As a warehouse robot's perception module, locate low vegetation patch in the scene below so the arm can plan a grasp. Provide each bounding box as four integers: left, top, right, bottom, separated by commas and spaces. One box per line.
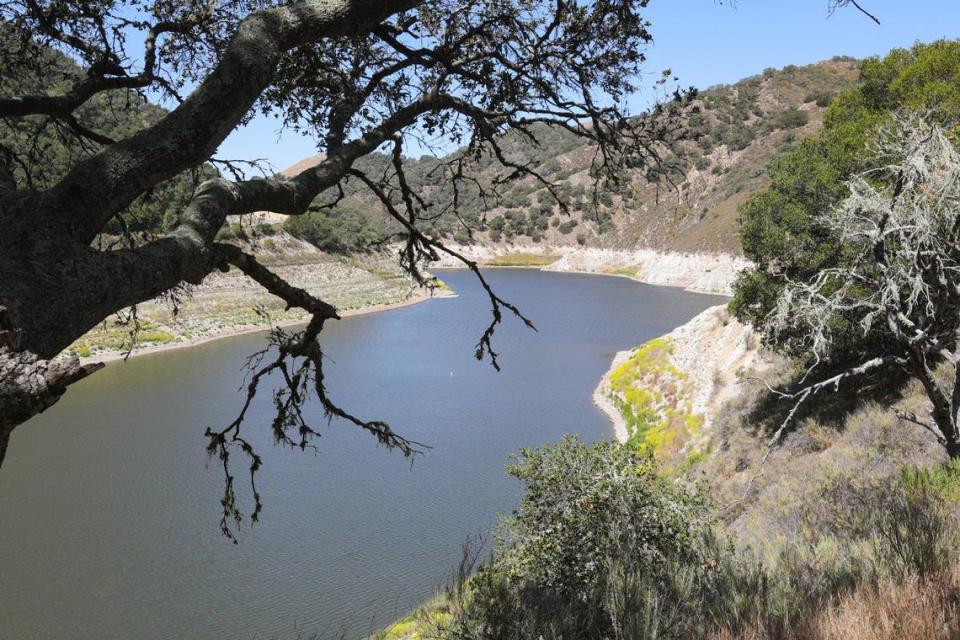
379, 436, 960, 640
607, 337, 702, 458
606, 266, 639, 278
484, 253, 560, 267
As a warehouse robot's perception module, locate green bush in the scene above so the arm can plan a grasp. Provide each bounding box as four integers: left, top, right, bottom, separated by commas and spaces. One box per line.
443, 449, 960, 640
448, 437, 710, 639
498, 437, 702, 593
229, 222, 247, 240
723, 124, 756, 150
255, 222, 277, 236
806, 91, 833, 107
764, 108, 809, 131
282, 204, 379, 252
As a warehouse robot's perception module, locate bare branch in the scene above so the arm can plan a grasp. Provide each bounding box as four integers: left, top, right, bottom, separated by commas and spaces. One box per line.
201, 245, 424, 540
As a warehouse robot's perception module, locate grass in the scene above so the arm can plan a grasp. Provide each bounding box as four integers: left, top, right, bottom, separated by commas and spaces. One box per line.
484, 252, 560, 267
606, 266, 639, 278
432, 278, 452, 292
372, 592, 459, 640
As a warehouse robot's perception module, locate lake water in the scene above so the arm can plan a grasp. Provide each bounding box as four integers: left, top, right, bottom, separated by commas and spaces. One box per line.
0, 269, 726, 640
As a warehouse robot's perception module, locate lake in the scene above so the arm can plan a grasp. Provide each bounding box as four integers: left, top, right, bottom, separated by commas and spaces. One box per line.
0, 269, 726, 640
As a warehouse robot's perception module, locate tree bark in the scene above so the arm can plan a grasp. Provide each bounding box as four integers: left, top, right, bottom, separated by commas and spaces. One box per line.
38, 0, 420, 244
0, 0, 423, 458
0, 348, 103, 466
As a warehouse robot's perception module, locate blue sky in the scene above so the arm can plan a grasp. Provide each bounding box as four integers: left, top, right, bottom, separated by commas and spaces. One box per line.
215, 1, 960, 171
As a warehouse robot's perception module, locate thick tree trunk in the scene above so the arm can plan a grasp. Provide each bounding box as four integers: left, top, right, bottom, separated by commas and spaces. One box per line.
0, 192, 194, 358
0, 191, 193, 458
0, 0, 425, 467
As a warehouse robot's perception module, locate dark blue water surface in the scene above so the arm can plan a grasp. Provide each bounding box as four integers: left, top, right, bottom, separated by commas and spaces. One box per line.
0, 269, 725, 640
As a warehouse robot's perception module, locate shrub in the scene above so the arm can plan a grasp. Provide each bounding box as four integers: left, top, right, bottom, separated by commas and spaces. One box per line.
764, 108, 809, 131
255, 221, 276, 236
229, 222, 248, 240
432, 426, 960, 640
499, 437, 703, 592
282, 204, 378, 252
723, 124, 756, 150
871, 465, 960, 581
449, 437, 710, 640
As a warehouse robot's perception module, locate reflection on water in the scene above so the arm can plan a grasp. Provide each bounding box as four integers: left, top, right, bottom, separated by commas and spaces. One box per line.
0, 269, 725, 640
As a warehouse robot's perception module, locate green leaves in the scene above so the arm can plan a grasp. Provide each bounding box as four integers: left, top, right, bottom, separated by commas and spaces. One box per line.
283, 204, 381, 252
732, 39, 960, 363
498, 435, 702, 594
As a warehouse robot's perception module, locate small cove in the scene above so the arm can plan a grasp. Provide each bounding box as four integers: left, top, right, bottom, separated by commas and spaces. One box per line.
0, 269, 726, 640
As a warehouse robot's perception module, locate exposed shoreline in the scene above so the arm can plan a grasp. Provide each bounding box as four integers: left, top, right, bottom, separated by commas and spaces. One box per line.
591, 304, 769, 445
82, 243, 749, 453
592, 350, 633, 443
81, 289, 454, 367
434, 244, 749, 296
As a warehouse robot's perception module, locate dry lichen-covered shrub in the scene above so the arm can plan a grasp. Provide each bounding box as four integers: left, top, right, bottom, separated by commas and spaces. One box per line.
762, 114, 960, 460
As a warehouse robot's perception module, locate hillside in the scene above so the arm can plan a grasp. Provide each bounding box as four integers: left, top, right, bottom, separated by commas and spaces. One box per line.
68, 230, 438, 360
280, 57, 860, 256
3, 47, 859, 257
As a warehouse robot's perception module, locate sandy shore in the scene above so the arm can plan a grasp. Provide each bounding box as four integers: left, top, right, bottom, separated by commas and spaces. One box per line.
592, 350, 632, 443
81, 289, 455, 367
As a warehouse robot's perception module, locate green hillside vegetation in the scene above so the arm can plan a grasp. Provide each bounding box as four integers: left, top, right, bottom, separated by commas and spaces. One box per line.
281, 203, 381, 253
4, 47, 857, 256
732, 40, 960, 363
2, 45, 859, 256
378, 420, 960, 640
283, 59, 860, 255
